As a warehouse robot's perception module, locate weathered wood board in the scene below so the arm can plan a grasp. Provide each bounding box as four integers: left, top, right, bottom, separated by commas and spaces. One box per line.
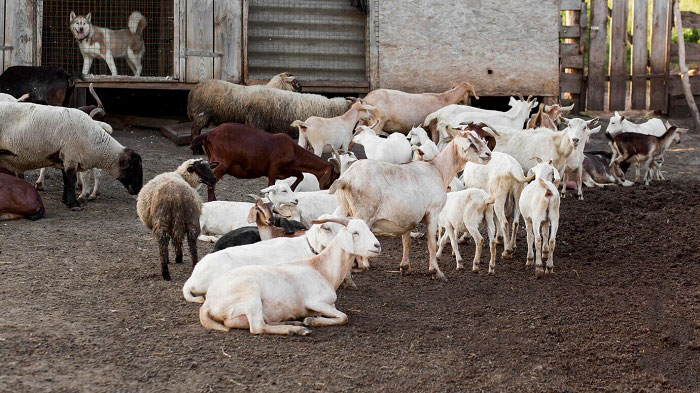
4, 0, 34, 68
186, 0, 215, 83
214, 0, 241, 82
587, 0, 609, 110
609, 0, 629, 111
631, 0, 649, 110
161, 122, 216, 145
650, 0, 670, 110
375, 0, 559, 96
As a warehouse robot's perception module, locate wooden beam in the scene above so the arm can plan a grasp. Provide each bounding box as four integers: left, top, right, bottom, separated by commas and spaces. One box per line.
681, 10, 700, 29
609, 0, 629, 111
560, 25, 581, 38
671, 42, 700, 62
668, 74, 700, 96
560, 73, 583, 94
561, 55, 584, 69
560, 43, 580, 57
631, 0, 649, 109
650, 0, 670, 111
561, 0, 582, 11
587, 0, 609, 111
673, 0, 700, 129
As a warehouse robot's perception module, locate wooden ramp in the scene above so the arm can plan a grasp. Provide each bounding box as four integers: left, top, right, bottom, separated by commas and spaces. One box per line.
160, 122, 215, 145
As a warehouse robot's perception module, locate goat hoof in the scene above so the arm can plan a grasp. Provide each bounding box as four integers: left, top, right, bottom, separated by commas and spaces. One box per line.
342, 278, 358, 290
502, 251, 513, 260
456, 263, 464, 271
88, 194, 98, 201
302, 317, 314, 327
296, 328, 311, 336
410, 231, 424, 238
399, 265, 412, 275
471, 265, 478, 273
162, 273, 171, 281
488, 268, 495, 275
526, 258, 534, 266
34, 183, 43, 190
545, 267, 554, 274
431, 272, 448, 282
535, 267, 544, 278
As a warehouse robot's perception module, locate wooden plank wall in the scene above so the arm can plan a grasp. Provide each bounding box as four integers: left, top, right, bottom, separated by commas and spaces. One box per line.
4, 0, 35, 69
559, 0, 586, 112
0, 0, 5, 71
586, 0, 671, 112
185, 0, 214, 82
214, 0, 241, 82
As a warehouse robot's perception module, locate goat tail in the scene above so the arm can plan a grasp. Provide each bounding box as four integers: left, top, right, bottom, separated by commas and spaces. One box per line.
128, 12, 147, 35
16, 93, 30, 102
290, 120, 308, 131
486, 196, 496, 205
183, 279, 205, 303
199, 302, 229, 332
328, 179, 347, 194
510, 170, 535, 184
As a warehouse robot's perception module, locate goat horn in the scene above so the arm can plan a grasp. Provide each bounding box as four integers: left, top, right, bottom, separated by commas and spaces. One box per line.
89, 107, 105, 119
311, 217, 350, 226
246, 193, 261, 202
376, 130, 390, 137
518, 94, 525, 101
89, 83, 104, 110
527, 95, 533, 102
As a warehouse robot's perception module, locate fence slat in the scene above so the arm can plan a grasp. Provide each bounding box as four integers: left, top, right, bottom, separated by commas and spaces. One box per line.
560, 25, 581, 38
650, 0, 670, 110
560, 43, 580, 57
561, 0, 582, 11
560, 73, 583, 94
587, 0, 609, 111
631, 0, 649, 109
561, 55, 584, 69
609, 0, 628, 111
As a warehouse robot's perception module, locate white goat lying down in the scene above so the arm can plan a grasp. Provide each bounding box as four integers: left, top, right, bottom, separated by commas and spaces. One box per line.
436, 188, 496, 274
331, 127, 493, 281
520, 158, 561, 278
351, 125, 413, 164
198, 183, 298, 242
198, 217, 381, 335
184, 215, 350, 303
605, 111, 668, 137
461, 151, 533, 259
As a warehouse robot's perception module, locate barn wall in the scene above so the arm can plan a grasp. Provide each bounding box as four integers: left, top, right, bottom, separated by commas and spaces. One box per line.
373, 0, 560, 96
4, 0, 35, 70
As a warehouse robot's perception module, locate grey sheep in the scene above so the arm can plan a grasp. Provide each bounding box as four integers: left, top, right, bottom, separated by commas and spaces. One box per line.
136, 159, 218, 280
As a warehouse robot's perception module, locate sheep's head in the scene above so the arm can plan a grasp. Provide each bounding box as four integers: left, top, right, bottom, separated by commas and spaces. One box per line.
454, 129, 492, 165
268, 72, 302, 92
260, 183, 298, 206
185, 159, 218, 186
528, 157, 560, 186
117, 148, 143, 195
311, 217, 381, 259
606, 111, 625, 135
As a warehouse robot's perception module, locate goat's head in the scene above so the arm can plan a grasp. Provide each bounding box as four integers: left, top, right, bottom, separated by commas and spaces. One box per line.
260, 183, 298, 206
247, 197, 275, 226
271, 72, 301, 92
311, 217, 381, 259
406, 127, 429, 146
116, 148, 143, 195
606, 111, 625, 135
452, 81, 479, 103
543, 103, 575, 125
454, 129, 492, 165
528, 157, 560, 186
330, 147, 358, 174
455, 122, 497, 151
560, 117, 598, 147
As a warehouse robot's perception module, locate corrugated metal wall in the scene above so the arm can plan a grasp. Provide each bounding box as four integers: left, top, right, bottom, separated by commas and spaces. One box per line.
246, 0, 367, 84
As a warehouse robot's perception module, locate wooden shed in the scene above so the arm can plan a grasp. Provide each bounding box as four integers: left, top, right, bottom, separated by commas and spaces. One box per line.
2, 0, 560, 98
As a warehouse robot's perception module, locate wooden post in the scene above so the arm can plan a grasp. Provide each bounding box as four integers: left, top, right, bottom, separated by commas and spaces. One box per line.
650, 0, 670, 111
631, 0, 649, 109
673, 0, 700, 129
609, 0, 629, 111
588, 0, 609, 111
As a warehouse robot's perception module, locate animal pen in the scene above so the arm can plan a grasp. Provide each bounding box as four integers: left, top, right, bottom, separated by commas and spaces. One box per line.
0, 0, 698, 114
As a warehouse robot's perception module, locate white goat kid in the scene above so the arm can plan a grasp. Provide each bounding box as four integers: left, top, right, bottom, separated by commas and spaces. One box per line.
198, 183, 298, 242
198, 217, 381, 335
407, 127, 440, 161
519, 159, 561, 278
351, 125, 412, 164
292, 99, 376, 156
331, 128, 493, 281
436, 188, 496, 273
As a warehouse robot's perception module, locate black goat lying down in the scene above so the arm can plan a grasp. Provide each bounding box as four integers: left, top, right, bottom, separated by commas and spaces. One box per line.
212, 218, 308, 253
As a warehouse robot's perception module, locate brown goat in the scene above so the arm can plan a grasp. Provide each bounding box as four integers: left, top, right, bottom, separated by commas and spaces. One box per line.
246, 198, 308, 240
526, 103, 574, 130
190, 123, 341, 201
0, 173, 45, 220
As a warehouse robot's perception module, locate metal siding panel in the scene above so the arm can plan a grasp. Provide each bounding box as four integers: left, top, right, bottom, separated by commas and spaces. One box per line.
247, 0, 367, 83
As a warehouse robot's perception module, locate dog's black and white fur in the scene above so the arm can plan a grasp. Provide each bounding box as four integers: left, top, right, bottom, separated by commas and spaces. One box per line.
69, 11, 147, 77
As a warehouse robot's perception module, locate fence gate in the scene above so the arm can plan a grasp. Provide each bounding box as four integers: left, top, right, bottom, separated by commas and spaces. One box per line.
244, 0, 368, 91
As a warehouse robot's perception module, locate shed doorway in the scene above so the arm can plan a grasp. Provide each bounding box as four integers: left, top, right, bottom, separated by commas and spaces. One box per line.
244, 0, 368, 92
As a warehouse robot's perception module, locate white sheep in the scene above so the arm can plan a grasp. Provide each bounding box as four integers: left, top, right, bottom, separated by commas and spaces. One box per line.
519, 158, 561, 278
435, 188, 496, 273
461, 151, 533, 260
184, 214, 354, 303
198, 183, 299, 242
0, 102, 143, 209
351, 126, 412, 164
198, 217, 381, 334
292, 99, 376, 156
136, 159, 218, 280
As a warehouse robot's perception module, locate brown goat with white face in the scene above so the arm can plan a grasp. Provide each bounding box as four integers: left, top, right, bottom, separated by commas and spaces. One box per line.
246, 197, 308, 240
606, 126, 686, 185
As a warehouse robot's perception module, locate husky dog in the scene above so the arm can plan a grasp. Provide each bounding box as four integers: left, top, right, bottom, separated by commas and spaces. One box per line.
69, 11, 147, 77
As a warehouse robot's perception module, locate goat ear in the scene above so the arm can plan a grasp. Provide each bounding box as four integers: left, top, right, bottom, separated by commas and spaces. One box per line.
560, 117, 570, 125
544, 104, 552, 112
70, 11, 76, 21
530, 156, 543, 164
586, 117, 600, 126
260, 185, 275, 194
589, 125, 602, 135
562, 103, 575, 112
620, 116, 625, 122
247, 205, 257, 224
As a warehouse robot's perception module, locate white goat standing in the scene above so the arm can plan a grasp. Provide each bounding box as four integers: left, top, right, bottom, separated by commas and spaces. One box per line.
435, 188, 496, 273
519, 158, 561, 278
198, 217, 381, 335
559, 119, 601, 200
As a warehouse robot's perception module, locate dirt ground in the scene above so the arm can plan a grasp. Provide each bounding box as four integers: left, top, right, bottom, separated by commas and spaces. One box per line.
1, 119, 700, 392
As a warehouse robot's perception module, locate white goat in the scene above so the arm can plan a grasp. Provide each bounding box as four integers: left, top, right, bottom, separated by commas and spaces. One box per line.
559, 119, 601, 200
351, 126, 412, 164
184, 215, 352, 303
198, 217, 381, 334
198, 183, 299, 242
461, 151, 533, 259
605, 111, 668, 138
435, 188, 496, 273
407, 127, 440, 161
330, 128, 493, 281
292, 99, 376, 156
519, 159, 561, 278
